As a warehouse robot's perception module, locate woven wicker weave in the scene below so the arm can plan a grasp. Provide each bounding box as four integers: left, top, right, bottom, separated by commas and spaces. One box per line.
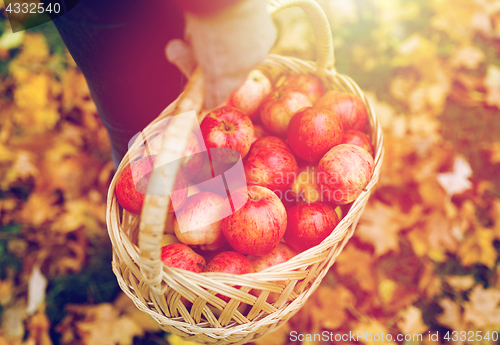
106, 0, 384, 344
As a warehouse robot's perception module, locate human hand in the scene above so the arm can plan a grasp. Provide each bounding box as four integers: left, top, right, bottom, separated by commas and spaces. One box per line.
166, 0, 276, 109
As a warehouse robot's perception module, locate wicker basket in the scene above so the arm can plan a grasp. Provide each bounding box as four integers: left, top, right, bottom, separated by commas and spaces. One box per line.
106, 0, 384, 344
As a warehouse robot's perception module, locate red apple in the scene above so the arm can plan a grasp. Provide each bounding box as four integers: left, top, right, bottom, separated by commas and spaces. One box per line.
287, 107, 344, 162
244, 136, 298, 193
116, 156, 154, 215
317, 144, 374, 204
252, 123, 269, 143
248, 242, 297, 303
248, 243, 297, 272
316, 91, 368, 131
284, 203, 339, 252
222, 185, 287, 256
341, 130, 374, 156
229, 70, 272, 120
282, 74, 324, 104
205, 251, 255, 303
205, 251, 255, 274
174, 191, 228, 251
161, 243, 206, 273
147, 132, 205, 180
259, 86, 312, 137
116, 156, 187, 215
200, 106, 254, 164
290, 166, 321, 204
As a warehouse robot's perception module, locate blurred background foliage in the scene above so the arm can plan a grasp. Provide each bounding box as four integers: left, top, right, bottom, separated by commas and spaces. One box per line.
1, 0, 500, 344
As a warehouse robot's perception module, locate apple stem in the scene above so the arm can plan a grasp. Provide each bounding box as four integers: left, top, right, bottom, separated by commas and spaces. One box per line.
246, 191, 258, 201
197, 262, 207, 268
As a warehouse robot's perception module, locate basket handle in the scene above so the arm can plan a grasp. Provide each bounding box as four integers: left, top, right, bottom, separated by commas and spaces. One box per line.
268, 0, 335, 72
138, 0, 335, 288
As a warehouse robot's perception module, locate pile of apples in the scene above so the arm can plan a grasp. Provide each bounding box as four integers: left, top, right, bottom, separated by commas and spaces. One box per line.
115, 71, 375, 302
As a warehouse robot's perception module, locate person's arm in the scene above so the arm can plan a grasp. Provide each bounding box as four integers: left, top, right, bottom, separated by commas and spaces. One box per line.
168, 0, 277, 109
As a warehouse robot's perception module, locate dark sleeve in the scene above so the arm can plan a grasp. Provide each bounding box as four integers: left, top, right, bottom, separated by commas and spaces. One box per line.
51, 0, 186, 166
171, 0, 243, 15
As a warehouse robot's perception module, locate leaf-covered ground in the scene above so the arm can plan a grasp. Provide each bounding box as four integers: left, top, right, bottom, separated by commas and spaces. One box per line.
1, 0, 500, 344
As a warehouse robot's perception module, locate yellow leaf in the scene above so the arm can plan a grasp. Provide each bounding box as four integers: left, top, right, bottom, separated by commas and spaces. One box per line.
14, 74, 49, 109
166, 334, 198, 345
397, 306, 428, 335
17, 33, 49, 63
463, 285, 500, 327
378, 279, 397, 305
457, 227, 497, 269
484, 64, 500, 109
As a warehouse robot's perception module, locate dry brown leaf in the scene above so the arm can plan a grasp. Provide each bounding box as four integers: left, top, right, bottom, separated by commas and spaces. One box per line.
67, 304, 144, 345
407, 211, 459, 262
356, 201, 422, 257
418, 262, 442, 301
431, 0, 481, 41
18, 192, 60, 228
487, 141, 500, 164
0, 276, 13, 306
397, 306, 428, 335
1, 151, 38, 189
253, 322, 291, 345
24, 312, 52, 345
450, 46, 485, 69
113, 293, 161, 333
1, 302, 27, 340
463, 285, 500, 327
352, 319, 396, 345
335, 244, 377, 292
314, 284, 355, 331
445, 275, 476, 292
436, 298, 465, 336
